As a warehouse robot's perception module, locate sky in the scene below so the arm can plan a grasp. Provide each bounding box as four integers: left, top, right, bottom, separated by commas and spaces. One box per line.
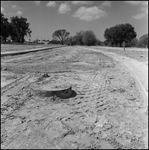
1, 1, 148, 41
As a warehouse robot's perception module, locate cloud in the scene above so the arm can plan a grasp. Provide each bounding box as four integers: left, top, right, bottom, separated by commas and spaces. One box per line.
73, 6, 107, 21
132, 6, 148, 19
101, 1, 111, 7
16, 10, 23, 16
34, 1, 41, 6
58, 2, 71, 14
132, 13, 146, 19
139, 6, 148, 14
46, 1, 56, 7
8, 10, 23, 16
1, 6, 4, 12
72, 1, 93, 5
125, 1, 148, 19
11, 5, 22, 10
125, 1, 148, 6
10, 5, 23, 16
12, 5, 17, 9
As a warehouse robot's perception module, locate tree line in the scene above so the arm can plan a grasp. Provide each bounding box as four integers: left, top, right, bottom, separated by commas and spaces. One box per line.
1, 13, 31, 43
51, 29, 98, 46
51, 24, 148, 48
1, 13, 148, 48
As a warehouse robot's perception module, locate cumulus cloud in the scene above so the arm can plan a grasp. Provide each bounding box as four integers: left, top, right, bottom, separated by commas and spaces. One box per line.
1, 6, 4, 12
46, 1, 56, 7
125, 1, 148, 19
139, 6, 148, 13
58, 2, 71, 14
101, 1, 111, 7
11, 5, 22, 10
73, 6, 107, 21
125, 1, 147, 6
34, 1, 41, 6
132, 6, 148, 19
12, 5, 17, 9
9, 10, 23, 16
16, 10, 23, 16
72, 1, 93, 5
132, 13, 146, 19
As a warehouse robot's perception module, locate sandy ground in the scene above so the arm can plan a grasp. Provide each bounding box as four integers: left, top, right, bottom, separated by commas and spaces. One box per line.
91, 46, 148, 51
89, 46, 148, 62
1, 46, 148, 149
79, 46, 148, 99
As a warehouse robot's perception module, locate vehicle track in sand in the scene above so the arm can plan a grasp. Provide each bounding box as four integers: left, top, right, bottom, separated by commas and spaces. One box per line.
1, 46, 148, 149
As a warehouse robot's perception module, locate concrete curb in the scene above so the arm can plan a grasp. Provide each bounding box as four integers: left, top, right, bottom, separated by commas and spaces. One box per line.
78, 46, 148, 108
1, 46, 64, 57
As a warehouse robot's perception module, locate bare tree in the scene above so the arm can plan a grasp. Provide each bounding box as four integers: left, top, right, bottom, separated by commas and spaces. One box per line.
52, 29, 70, 45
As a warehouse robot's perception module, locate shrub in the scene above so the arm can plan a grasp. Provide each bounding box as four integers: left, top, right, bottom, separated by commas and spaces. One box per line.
82, 30, 97, 46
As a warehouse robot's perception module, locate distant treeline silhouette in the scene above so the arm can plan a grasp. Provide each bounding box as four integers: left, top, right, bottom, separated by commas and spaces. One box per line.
1, 13, 148, 48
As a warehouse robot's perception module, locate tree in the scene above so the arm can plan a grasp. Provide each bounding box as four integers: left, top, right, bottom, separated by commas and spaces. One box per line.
49, 39, 61, 44
128, 38, 138, 47
1, 13, 11, 43
96, 38, 102, 45
104, 23, 137, 47
65, 36, 74, 45
104, 27, 115, 46
138, 34, 148, 48
10, 16, 31, 43
52, 29, 70, 45
82, 30, 97, 46
104, 39, 111, 46
73, 30, 84, 45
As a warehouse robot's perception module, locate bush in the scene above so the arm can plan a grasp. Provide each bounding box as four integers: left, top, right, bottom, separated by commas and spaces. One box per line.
82, 30, 97, 46
129, 38, 138, 47
138, 34, 148, 48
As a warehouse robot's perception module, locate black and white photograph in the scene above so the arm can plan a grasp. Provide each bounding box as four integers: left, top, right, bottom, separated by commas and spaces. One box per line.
1, 1, 148, 149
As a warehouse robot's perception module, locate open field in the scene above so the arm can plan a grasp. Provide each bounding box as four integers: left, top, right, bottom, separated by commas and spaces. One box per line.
1, 46, 148, 149
88, 46, 148, 62
1, 44, 60, 52
92, 46, 148, 51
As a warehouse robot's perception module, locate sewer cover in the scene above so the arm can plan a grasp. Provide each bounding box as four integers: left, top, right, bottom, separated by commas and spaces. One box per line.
30, 81, 72, 91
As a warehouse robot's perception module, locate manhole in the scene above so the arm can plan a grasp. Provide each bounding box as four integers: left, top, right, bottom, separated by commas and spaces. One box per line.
30, 81, 73, 99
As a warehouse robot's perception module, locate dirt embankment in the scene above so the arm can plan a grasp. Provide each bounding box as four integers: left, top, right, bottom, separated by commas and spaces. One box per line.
90, 46, 148, 62
1, 44, 60, 52
1, 47, 148, 149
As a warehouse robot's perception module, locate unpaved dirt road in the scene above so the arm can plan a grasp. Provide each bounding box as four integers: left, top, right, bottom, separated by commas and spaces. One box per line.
89, 46, 148, 62
79, 46, 148, 105
1, 46, 148, 149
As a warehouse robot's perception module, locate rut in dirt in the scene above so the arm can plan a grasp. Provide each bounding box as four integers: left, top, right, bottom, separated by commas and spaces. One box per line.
1, 47, 148, 149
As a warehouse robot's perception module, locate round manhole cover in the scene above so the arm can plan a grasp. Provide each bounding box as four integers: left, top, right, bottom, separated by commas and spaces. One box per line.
31, 82, 72, 91
30, 80, 73, 99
